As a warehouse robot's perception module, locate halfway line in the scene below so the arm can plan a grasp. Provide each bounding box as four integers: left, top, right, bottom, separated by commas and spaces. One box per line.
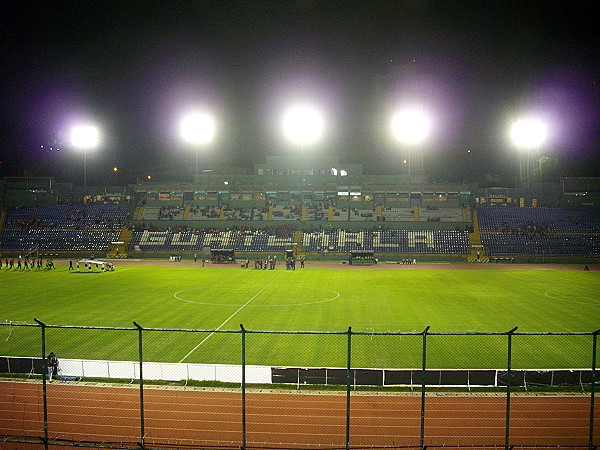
178, 271, 283, 363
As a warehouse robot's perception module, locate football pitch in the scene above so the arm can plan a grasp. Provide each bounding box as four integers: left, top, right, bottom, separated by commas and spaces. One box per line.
1, 262, 598, 370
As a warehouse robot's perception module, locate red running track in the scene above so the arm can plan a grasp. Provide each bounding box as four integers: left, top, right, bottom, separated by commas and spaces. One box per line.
1, 381, 598, 449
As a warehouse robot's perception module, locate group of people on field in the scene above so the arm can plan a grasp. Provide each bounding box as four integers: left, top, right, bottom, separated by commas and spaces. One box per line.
1, 257, 117, 272
243, 254, 306, 270
68, 259, 115, 271
1, 257, 54, 270
252, 255, 278, 269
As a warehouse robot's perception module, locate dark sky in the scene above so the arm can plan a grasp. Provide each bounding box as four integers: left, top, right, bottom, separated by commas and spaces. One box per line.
1, 1, 598, 185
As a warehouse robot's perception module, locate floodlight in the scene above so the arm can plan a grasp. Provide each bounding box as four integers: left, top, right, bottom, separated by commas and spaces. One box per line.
180, 113, 215, 145
180, 112, 216, 175
510, 118, 547, 149
70, 125, 99, 196
281, 104, 324, 145
390, 109, 430, 145
71, 125, 99, 148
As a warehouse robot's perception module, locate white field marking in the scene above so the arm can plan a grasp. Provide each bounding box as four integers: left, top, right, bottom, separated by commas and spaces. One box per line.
178, 271, 283, 363
5, 323, 13, 342
544, 289, 600, 305
173, 288, 340, 306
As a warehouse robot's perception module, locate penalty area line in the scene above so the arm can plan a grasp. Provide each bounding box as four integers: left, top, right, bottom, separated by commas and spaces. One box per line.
178, 271, 283, 363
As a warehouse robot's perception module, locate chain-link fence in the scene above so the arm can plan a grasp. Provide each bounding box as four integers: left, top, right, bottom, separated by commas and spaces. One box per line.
0, 321, 598, 449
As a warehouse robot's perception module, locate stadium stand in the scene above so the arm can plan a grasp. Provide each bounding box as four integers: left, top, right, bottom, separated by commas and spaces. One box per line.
1, 168, 598, 262
302, 229, 469, 254
0, 203, 130, 254
4, 203, 130, 229
477, 207, 600, 257
381, 207, 414, 221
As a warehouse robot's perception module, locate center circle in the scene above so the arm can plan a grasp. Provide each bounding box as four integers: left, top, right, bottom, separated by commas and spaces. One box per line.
173, 287, 340, 306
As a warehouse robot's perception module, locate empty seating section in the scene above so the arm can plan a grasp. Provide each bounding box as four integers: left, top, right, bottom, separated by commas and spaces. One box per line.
251, 207, 268, 220
477, 207, 600, 257
271, 205, 301, 220
133, 205, 468, 223
140, 206, 185, 220
187, 206, 221, 220
305, 207, 328, 221
1, 229, 121, 252
1, 203, 130, 253
222, 207, 252, 220
481, 233, 598, 257
477, 207, 599, 233
332, 208, 376, 222
331, 208, 349, 221
4, 203, 129, 229
419, 207, 464, 222
382, 208, 414, 221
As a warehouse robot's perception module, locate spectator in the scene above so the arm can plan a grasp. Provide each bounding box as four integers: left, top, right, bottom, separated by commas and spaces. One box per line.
46, 352, 59, 381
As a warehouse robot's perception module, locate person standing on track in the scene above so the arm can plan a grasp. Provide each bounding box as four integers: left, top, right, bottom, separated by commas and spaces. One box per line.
46, 352, 59, 382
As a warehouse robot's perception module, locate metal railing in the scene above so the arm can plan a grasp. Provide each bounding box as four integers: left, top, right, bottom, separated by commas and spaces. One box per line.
0, 320, 598, 449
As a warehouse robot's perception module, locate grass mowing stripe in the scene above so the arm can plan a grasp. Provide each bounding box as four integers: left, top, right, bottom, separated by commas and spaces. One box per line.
177, 271, 284, 363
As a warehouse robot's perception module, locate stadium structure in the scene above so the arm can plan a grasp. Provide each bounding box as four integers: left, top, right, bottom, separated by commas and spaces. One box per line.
1, 155, 598, 264
1, 156, 599, 449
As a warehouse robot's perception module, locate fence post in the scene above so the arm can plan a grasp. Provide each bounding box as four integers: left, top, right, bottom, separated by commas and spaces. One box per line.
240, 324, 247, 450
505, 326, 518, 450
133, 322, 145, 448
420, 326, 430, 450
34, 318, 49, 450
590, 329, 600, 449
346, 326, 352, 450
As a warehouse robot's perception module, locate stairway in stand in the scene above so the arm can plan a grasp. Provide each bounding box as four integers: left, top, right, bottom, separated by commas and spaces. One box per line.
106, 228, 132, 258
467, 209, 488, 263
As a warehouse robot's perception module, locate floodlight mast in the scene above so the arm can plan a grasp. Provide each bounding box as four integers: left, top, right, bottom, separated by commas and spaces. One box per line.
281, 104, 324, 191
180, 113, 215, 175
510, 118, 547, 186
390, 109, 430, 177
70, 125, 99, 196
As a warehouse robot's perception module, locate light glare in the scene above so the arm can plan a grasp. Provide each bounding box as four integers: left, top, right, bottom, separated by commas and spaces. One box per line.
71, 125, 99, 148
180, 113, 215, 144
510, 118, 547, 148
281, 104, 324, 145
390, 109, 431, 144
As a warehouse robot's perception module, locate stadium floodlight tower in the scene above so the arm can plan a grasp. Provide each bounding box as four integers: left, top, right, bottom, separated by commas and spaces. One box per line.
281, 103, 325, 191
281, 104, 324, 147
510, 117, 547, 186
180, 112, 215, 175
70, 125, 99, 196
390, 108, 431, 177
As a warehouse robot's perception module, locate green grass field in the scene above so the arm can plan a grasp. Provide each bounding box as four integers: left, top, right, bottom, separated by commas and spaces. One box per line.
1, 263, 598, 370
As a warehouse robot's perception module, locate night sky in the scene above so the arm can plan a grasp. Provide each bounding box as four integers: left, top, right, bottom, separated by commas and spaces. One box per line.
1, 1, 598, 185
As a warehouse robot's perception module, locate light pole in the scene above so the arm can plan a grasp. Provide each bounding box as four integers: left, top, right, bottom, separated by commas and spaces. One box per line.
390, 108, 431, 178
180, 112, 215, 175
281, 103, 324, 190
71, 125, 99, 196
510, 118, 547, 186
